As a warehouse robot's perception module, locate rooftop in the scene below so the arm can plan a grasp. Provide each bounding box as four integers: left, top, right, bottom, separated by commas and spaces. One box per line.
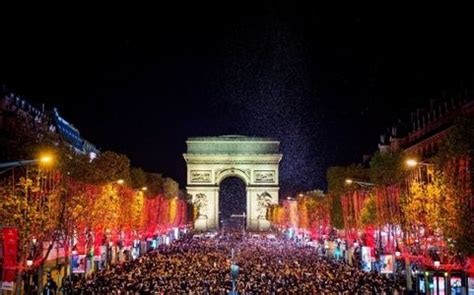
185, 135, 280, 154
187, 135, 278, 142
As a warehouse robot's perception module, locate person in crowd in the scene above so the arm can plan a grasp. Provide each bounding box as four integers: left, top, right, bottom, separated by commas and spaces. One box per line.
43, 272, 58, 295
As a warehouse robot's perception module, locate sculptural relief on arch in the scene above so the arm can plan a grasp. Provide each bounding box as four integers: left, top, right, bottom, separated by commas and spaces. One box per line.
183, 135, 282, 231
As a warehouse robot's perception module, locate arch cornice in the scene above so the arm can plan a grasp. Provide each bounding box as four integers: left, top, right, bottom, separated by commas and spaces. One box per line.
183, 153, 282, 165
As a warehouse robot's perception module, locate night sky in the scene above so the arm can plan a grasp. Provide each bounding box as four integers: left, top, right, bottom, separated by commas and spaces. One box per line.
1, 4, 474, 195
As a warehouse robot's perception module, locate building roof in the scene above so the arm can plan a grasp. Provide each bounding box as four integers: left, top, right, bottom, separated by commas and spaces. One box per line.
185, 135, 280, 154
187, 135, 278, 142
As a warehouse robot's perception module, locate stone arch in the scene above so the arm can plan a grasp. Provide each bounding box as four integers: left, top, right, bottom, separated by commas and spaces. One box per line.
184, 135, 282, 231
215, 167, 250, 186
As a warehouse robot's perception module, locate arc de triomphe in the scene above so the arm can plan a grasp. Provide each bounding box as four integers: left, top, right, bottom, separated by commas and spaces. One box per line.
183, 135, 282, 231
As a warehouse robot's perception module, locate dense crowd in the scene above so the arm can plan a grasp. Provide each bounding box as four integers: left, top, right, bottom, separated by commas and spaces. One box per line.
70, 232, 405, 294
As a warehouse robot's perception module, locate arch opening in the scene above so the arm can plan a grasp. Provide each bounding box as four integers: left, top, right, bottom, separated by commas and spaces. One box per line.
218, 176, 247, 229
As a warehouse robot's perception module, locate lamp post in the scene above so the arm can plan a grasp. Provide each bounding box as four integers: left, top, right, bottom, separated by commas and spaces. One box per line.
230, 248, 239, 295
30, 237, 39, 292
344, 176, 375, 253
1, 154, 54, 294
444, 271, 449, 295
434, 261, 440, 295
394, 251, 401, 284
24, 257, 34, 294
414, 270, 419, 294
405, 255, 412, 292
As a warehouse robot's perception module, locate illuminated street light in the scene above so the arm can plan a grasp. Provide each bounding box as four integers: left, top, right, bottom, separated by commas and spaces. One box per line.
406, 159, 418, 167
116, 179, 125, 185
406, 158, 431, 167
39, 155, 53, 164
345, 178, 374, 188
142, 186, 148, 191
0, 152, 55, 173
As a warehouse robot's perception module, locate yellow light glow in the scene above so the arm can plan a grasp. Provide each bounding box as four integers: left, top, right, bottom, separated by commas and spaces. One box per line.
40, 156, 51, 163
345, 179, 353, 184
116, 179, 125, 185
142, 186, 148, 191
38, 153, 54, 165
406, 159, 418, 167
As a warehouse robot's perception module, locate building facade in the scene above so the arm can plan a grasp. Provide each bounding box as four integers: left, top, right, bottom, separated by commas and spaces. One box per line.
379, 95, 474, 159
0, 89, 99, 159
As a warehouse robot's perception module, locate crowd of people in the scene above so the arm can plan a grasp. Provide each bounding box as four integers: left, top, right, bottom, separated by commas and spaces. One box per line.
68, 230, 405, 294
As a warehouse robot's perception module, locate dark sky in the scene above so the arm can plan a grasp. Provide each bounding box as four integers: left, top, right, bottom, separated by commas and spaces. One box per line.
1, 4, 474, 195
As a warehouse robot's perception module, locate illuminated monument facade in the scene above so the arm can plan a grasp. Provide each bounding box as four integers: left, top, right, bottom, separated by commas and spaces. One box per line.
184, 135, 282, 231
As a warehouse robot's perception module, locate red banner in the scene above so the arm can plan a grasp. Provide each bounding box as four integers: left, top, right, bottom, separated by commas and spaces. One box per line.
2, 227, 18, 286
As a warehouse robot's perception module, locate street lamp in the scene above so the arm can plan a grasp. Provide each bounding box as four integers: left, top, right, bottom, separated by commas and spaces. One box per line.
0, 153, 55, 174
406, 158, 431, 167
116, 179, 124, 185
406, 159, 418, 167
345, 178, 374, 188
141, 186, 148, 191
39, 155, 53, 164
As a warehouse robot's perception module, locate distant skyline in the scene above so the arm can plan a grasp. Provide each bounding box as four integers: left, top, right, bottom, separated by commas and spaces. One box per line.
2, 4, 474, 194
